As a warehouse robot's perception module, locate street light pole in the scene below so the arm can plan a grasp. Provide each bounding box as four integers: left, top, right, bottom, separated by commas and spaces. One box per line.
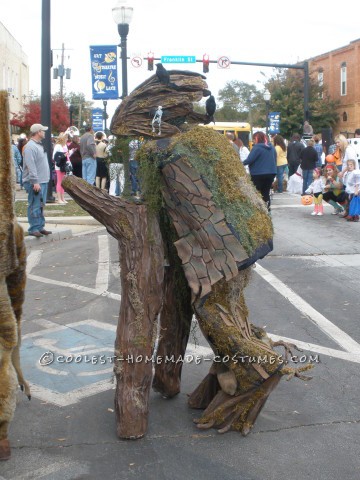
103, 100, 108, 133
41, 0, 55, 202
112, 0, 134, 198
112, 0, 134, 99
263, 89, 271, 137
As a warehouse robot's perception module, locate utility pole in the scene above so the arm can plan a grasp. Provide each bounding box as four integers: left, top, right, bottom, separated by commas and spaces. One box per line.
53, 44, 72, 99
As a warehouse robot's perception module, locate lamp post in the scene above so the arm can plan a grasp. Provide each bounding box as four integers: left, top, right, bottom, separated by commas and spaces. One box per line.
41, 0, 55, 202
69, 104, 74, 125
103, 100, 108, 133
112, 0, 134, 198
263, 89, 271, 137
112, 0, 134, 99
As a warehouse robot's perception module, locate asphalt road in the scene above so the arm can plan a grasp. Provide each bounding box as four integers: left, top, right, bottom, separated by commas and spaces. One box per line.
1, 192, 360, 480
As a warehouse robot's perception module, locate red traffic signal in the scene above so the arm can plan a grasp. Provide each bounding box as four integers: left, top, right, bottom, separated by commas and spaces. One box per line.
203, 54, 209, 73
148, 52, 154, 71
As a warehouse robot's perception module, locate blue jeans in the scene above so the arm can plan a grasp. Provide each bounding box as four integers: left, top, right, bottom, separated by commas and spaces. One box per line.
302, 169, 313, 194
23, 182, 48, 233
276, 165, 287, 193
82, 157, 96, 185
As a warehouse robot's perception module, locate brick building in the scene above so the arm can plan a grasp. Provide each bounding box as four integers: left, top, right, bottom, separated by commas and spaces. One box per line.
308, 38, 360, 136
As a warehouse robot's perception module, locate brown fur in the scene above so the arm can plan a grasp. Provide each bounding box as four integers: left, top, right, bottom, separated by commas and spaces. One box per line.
0, 90, 29, 460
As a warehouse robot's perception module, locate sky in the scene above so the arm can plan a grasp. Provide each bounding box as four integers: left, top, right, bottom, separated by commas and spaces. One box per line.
2, 0, 360, 121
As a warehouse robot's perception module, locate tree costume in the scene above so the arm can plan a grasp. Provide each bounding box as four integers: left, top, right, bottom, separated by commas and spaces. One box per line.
63, 69, 311, 439
0, 91, 30, 460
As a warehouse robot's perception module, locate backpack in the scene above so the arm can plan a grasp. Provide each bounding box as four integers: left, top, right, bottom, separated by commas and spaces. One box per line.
54, 151, 67, 173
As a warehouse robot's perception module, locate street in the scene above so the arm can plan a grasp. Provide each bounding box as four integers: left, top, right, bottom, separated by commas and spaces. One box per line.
1, 192, 360, 480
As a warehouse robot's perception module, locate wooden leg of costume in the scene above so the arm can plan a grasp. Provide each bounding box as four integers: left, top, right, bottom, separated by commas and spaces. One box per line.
152, 261, 192, 398
189, 269, 285, 435
62, 177, 165, 439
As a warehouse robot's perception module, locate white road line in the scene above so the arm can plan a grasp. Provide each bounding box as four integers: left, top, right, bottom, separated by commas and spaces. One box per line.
255, 263, 360, 353
27, 274, 121, 301
268, 334, 360, 364
96, 235, 109, 291
26, 249, 43, 274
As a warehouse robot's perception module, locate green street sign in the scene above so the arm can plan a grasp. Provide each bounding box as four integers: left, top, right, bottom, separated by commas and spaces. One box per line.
161, 56, 196, 64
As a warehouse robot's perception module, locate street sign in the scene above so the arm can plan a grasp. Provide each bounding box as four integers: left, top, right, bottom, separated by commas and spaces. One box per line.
161, 55, 196, 64
131, 56, 143, 68
217, 56, 231, 69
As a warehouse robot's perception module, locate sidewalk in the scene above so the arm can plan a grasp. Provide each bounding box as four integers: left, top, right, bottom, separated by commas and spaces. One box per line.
15, 186, 105, 244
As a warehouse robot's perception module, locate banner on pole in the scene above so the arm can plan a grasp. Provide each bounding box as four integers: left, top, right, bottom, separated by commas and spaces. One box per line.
269, 112, 280, 134
92, 108, 104, 132
90, 45, 119, 100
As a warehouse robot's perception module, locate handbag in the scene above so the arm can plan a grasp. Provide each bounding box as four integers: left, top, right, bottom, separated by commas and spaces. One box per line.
54, 151, 67, 172
349, 195, 360, 216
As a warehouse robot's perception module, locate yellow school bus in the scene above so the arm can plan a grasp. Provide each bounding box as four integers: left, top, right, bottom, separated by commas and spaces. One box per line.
202, 122, 253, 149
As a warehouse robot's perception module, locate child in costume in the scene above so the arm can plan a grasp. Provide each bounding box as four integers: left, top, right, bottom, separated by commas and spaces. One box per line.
342, 159, 360, 221
305, 167, 325, 215
287, 165, 303, 194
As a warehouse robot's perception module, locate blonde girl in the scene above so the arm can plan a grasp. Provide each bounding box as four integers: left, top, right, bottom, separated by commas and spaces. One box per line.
53, 132, 70, 204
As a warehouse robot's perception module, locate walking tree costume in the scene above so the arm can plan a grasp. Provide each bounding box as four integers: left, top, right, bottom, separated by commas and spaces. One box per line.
0, 91, 30, 461
62, 70, 311, 439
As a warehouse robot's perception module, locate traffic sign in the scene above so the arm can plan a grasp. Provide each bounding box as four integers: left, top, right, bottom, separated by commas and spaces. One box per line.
217, 56, 231, 69
131, 56, 142, 68
161, 56, 196, 64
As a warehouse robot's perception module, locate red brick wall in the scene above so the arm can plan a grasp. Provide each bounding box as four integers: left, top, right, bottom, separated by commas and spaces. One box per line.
309, 38, 360, 136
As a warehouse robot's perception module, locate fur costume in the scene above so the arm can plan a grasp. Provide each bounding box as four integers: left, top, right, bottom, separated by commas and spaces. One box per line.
0, 90, 30, 461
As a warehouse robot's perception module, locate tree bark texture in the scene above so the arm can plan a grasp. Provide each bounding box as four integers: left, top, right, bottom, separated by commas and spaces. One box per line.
62, 176, 164, 439
152, 214, 193, 398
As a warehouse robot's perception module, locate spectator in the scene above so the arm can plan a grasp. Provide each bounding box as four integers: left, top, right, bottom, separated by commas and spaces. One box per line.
273, 134, 288, 193
334, 134, 358, 171
300, 139, 318, 194
53, 132, 71, 204
22, 123, 52, 237
226, 132, 240, 155
313, 135, 324, 168
68, 135, 82, 178
94, 131, 109, 190
243, 131, 276, 211
234, 137, 250, 163
80, 125, 96, 184
287, 133, 305, 177
11, 141, 22, 186
303, 120, 313, 136
323, 164, 346, 215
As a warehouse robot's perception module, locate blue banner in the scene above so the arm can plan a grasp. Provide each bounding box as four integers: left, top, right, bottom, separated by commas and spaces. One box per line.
268, 112, 280, 134
90, 45, 119, 100
92, 108, 104, 132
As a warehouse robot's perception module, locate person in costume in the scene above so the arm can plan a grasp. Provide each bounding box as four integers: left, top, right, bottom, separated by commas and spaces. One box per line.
109, 68, 312, 435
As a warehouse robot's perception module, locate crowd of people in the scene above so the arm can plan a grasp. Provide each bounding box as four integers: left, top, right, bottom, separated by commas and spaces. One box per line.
231, 125, 360, 220
11, 123, 128, 238
12, 122, 360, 239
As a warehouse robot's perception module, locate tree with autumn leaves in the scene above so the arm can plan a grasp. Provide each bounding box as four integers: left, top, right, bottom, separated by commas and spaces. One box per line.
10, 92, 93, 135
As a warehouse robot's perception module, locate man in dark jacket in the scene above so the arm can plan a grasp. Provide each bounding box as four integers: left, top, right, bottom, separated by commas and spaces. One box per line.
300, 139, 318, 194
287, 133, 305, 177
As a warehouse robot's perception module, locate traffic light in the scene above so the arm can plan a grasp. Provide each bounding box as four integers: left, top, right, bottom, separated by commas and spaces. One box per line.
147, 52, 154, 71
203, 54, 209, 73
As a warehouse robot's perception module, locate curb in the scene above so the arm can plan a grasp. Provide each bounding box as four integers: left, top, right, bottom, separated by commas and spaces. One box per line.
23, 228, 73, 247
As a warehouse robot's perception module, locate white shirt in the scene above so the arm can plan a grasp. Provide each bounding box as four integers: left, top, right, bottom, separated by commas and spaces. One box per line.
343, 145, 359, 169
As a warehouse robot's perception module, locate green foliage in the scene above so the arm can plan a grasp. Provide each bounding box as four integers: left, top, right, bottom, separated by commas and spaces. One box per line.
207, 71, 339, 139
265, 69, 339, 138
